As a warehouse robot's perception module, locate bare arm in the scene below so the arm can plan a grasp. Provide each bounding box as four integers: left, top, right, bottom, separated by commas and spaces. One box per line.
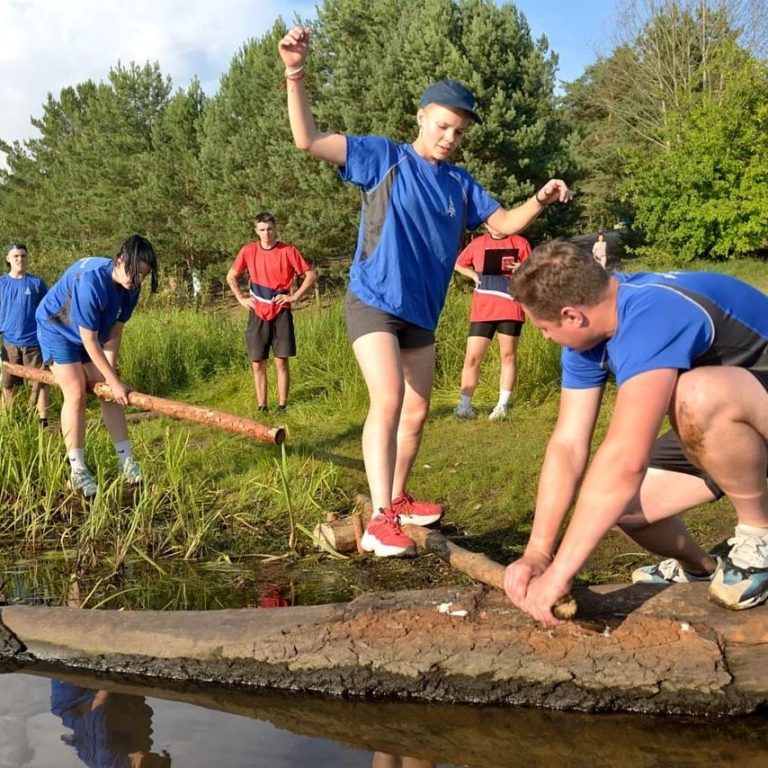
523, 368, 679, 624
80, 324, 130, 405
274, 269, 318, 306
503, 386, 603, 605
486, 179, 572, 236
226, 267, 255, 311
454, 263, 480, 286
278, 27, 347, 166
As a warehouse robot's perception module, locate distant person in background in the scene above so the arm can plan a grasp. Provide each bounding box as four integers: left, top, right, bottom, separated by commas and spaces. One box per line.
278, 25, 570, 557
592, 230, 608, 268
0, 242, 50, 426
36, 235, 159, 498
453, 225, 531, 420
191, 268, 202, 309
226, 212, 316, 415
51, 680, 171, 768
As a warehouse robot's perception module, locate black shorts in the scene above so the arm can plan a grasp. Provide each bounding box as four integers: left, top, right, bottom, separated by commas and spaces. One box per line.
344, 291, 434, 348
1, 342, 44, 388
648, 369, 768, 499
245, 311, 296, 361
468, 320, 523, 340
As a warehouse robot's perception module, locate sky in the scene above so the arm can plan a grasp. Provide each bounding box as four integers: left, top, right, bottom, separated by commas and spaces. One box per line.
0, 0, 619, 165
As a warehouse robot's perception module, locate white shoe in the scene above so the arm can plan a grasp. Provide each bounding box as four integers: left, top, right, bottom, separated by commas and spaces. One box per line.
632, 556, 720, 584
69, 468, 98, 499
453, 403, 477, 419
489, 404, 507, 421
121, 457, 143, 485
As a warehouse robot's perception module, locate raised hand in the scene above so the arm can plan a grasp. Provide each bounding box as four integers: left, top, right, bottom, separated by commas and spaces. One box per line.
279, 26, 311, 70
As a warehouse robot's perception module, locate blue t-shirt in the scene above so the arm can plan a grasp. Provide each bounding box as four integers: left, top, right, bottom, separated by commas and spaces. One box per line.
36, 257, 140, 348
562, 271, 768, 389
340, 136, 500, 330
0, 273, 47, 346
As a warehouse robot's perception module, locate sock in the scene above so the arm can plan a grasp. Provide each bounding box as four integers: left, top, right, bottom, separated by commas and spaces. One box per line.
39, 417, 48, 427
67, 449, 87, 472
113, 440, 134, 469
459, 395, 472, 409
497, 389, 513, 408
735, 523, 768, 538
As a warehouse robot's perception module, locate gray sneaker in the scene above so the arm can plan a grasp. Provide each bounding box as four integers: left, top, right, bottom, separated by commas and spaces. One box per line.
631, 556, 719, 585
69, 468, 98, 499
453, 403, 477, 419
121, 457, 143, 485
709, 527, 768, 610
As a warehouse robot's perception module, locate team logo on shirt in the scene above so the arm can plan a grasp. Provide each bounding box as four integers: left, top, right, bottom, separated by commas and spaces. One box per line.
24, 287, 31, 296
447, 195, 456, 218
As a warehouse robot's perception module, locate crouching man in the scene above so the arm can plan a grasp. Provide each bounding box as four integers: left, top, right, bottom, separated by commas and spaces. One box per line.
503, 241, 768, 624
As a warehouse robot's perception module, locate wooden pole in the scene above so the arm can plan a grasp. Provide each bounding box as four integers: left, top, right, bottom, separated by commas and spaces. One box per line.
355, 494, 577, 620
1, 362, 285, 445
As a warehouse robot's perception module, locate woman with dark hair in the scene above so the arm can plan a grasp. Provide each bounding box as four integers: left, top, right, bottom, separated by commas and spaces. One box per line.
36, 235, 158, 498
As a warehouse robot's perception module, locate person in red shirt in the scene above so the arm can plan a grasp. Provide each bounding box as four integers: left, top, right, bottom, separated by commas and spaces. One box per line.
453, 224, 531, 420
226, 212, 316, 413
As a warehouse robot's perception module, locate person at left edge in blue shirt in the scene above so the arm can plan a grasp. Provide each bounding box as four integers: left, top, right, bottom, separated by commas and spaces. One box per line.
36, 235, 158, 499
0, 242, 49, 425
279, 27, 571, 558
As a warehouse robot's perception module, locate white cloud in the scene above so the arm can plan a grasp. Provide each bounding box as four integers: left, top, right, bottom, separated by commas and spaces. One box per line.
0, 0, 316, 161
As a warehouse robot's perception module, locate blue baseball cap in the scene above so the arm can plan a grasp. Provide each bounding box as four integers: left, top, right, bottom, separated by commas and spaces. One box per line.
420, 79, 482, 124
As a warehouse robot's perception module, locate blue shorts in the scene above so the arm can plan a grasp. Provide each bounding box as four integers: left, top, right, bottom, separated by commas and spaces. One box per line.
38, 327, 91, 365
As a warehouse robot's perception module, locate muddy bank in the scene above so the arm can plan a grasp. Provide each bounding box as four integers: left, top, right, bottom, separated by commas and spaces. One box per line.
1, 582, 767, 715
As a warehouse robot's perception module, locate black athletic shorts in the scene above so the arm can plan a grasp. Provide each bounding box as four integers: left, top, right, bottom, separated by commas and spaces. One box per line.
344, 291, 434, 348
648, 369, 768, 499
245, 310, 296, 361
468, 320, 523, 340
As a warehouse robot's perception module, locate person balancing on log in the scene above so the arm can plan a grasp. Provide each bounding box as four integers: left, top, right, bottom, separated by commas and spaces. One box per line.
503, 241, 768, 624
278, 26, 571, 557
35, 235, 159, 498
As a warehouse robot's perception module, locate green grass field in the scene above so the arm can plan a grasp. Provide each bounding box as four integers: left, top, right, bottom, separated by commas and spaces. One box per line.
0, 257, 764, 606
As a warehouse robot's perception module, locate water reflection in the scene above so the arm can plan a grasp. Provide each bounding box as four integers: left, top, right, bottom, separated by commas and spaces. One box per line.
51, 681, 171, 768
0, 667, 765, 768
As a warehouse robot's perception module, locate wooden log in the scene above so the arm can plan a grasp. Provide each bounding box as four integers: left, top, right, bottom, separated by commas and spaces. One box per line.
313, 515, 362, 553
1, 361, 285, 445
313, 498, 373, 553
356, 494, 577, 620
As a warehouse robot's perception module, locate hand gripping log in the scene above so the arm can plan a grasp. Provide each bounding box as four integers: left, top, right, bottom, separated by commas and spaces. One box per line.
1, 361, 285, 445
355, 494, 577, 620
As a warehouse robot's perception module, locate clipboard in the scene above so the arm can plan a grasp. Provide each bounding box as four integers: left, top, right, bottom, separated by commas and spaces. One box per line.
482, 247, 520, 275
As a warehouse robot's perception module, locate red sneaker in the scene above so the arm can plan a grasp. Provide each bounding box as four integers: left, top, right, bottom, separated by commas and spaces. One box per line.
361, 508, 416, 557
391, 492, 443, 526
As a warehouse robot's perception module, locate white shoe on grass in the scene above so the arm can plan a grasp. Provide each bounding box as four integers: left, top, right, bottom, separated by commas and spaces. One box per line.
121, 457, 143, 485
489, 404, 508, 421
68, 468, 98, 499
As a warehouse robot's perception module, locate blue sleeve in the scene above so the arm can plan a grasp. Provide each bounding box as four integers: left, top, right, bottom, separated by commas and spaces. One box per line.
339, 135, 400, 190
461, 170, 501, 230
69, 272, 106, 332
611, 288, 713, 385
561, 346, 609, 389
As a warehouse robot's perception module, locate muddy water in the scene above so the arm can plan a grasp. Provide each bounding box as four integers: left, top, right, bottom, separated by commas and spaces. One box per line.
1, 668, 767, 768
2, 559, 768, 766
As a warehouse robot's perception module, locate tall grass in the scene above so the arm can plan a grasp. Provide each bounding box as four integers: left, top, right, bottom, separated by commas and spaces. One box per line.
119, 306, 247, 395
